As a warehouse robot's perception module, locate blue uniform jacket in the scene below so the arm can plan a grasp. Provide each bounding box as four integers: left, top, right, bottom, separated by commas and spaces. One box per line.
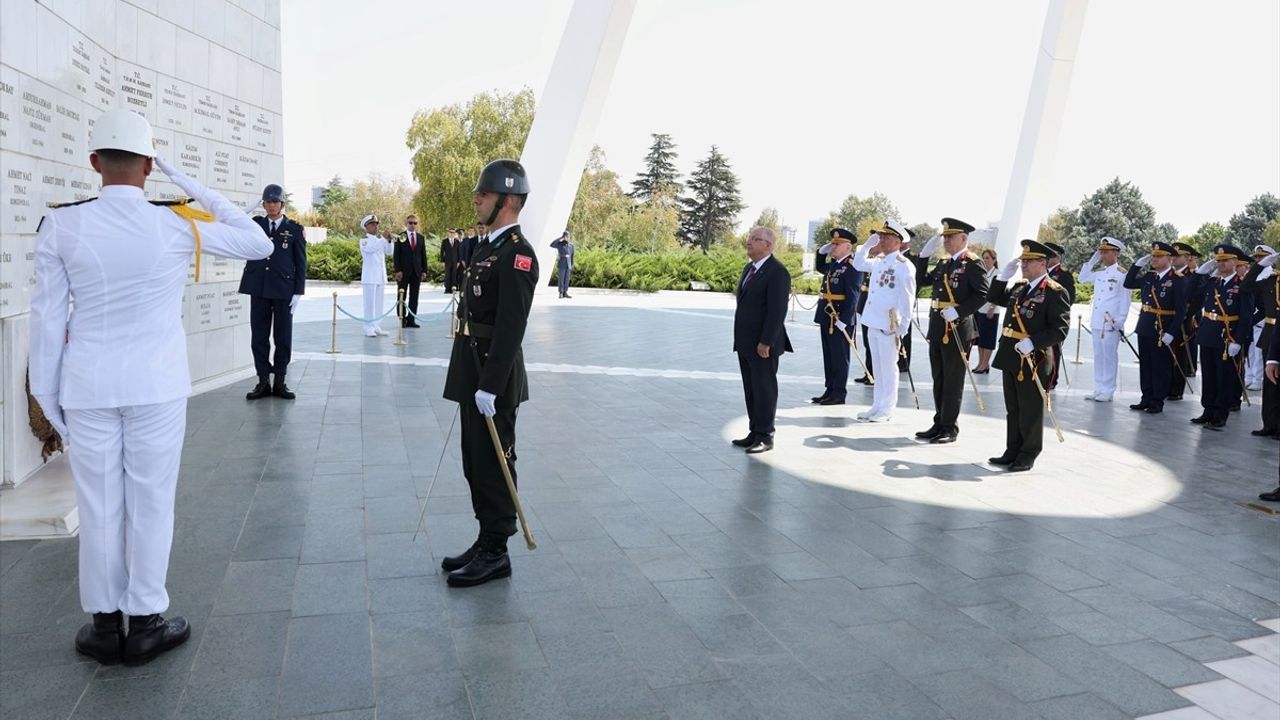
1196, 274, 1254, 349
239, 215, 307, 299
813, 252, 861, 329
1124, 266, 1185, 339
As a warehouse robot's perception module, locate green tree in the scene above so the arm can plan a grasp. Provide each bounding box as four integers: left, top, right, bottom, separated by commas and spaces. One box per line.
316, 174, 416, 237
831, 193, 900, 236
630, 133, 681, 205
1058, 178, 1165, 264
1183, 221, 1226, 256
567, 145, 632, 249
313, 176, 350, 220
1263, 218, 1280, 250
1225, 193, 1280, 248
678, 145, 744, 252
405, 88, 536, 233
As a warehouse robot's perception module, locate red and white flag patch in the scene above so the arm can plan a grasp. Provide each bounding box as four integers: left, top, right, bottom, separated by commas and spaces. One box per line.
514, 254, 533, 272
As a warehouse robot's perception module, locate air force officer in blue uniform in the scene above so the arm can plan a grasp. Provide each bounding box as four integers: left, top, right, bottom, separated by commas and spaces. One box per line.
239, 184, 306, 400
811, 227, 862, 405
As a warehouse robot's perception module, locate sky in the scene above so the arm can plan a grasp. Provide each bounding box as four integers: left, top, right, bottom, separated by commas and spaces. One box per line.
281, 0, 1280, 239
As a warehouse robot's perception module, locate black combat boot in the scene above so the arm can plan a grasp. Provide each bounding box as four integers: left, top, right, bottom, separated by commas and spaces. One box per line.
123, 614, 190, 666
246, 377, 272, 400
272, 376, 295, 400
75, 611, 125, 665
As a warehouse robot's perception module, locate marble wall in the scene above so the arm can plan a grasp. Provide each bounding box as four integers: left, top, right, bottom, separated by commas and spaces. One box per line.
0, 0, 283, 487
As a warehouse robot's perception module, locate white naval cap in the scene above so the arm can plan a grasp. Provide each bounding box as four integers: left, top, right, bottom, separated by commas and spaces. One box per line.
875, 218, 910, 242
360, 214, 380, 230
1253, 244, 1276, 257
1099, 236, 1126, 252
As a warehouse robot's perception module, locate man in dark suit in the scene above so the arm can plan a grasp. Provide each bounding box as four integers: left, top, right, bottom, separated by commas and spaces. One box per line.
462, 226, 480, 266
1260, 334, 1280, 502
441, 228, 462, 293
394, 214, 428, 326
240, 183, 306, 400
732, 226, 793, 454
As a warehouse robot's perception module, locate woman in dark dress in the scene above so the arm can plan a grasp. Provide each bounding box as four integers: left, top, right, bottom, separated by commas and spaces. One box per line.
973, 248, 1000, 373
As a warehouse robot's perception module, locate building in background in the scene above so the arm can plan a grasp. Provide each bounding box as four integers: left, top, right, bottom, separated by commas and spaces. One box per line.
806, 219, 824, 251
780, 225, 798, 248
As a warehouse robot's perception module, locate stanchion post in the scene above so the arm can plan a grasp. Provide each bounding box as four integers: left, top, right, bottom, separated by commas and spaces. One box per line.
1072, 315, 1083, 364
393, 287, 408, 346
446, 291, 458, 339
326, 291, 340, 354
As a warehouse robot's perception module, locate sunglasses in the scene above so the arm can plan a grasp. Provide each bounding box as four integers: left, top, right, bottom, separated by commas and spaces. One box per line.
406, 221, 418, 225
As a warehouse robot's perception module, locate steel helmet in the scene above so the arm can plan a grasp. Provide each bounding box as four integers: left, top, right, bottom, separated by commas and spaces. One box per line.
90, 108, 155, 157
262, 184, 285, 203
473, 159, 530, 195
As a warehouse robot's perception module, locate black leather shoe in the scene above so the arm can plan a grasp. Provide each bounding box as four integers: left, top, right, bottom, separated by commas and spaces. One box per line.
817, 397, 845, 405
245, 380, 271, 400
1007, 462, 1034, 472
810, 394, 829, 404
1190, 415, 1211, 425
988, 456, 1015, 466
731, 434, 756, 448
930, 432, 957, 445
123, 614, 190, 666
272, 380, 295, 400
1144, 406, 1163, 414
442, 542, 479, 572
1260, 489, 1280, 503
1251, 428, 1278, 437
563, 294, 572, 299
75, 611, 125, 665
1229, 405, 1241, 412
447, 549, 512, 587
854, 376, 872, 385
915, 426, 942, 440
1166, 394, 1183, 401
1205, 419, 1226, 431
745, 439, 774, 454
1128, 402, 1149, 411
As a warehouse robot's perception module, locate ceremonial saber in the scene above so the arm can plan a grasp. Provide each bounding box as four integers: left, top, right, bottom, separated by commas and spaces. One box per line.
896, 335, 920, 409
412, 404, 460, 543
1104, 311, 1141, 361
1234, 356, 1252, 407
484, 415, 537, 550
951, 323, 986, 412
1166, 344, 1198, 395
1023, 354, 1065, 443
828, 306, 874, 384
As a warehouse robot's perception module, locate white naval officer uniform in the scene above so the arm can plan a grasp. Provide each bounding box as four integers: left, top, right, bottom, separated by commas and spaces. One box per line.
29, 167, 272, 616
853, 230, 917, 420
1078, 239, 1131, 401
359, 228, 394, 336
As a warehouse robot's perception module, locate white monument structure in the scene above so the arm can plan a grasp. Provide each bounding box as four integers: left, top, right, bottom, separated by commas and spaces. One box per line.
0, 0, 283, 535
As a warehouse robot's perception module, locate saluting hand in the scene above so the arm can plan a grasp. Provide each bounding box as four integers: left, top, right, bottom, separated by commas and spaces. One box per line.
998, 257, 1020, 282
1135, 254, 1153, 268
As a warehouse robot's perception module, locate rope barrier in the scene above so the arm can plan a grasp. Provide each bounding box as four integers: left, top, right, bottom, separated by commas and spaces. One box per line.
334, 302, 400, 324
790, 292, 819, 311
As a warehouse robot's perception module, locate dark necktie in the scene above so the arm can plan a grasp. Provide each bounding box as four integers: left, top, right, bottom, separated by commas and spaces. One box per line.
269, 220, 276, 235
742, 264, 758, 287
409, 233, 415, 251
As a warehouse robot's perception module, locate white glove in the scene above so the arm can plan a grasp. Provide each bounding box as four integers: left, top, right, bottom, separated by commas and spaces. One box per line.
1196, 261, 1216, 275
1086, 250, 1101, 267
33, 394, 68, 440
154, 155, 254, 229
818, 242, 833, 255
1160, 333, 1174, 346
1261, 252, 1278, 268
920, 234, 942, 257
290, 294, 301, 314
474, 389, 497, 417
1135, 254, 1152, 268
940, 307, 959, 323
835, 319, 847, 332
997, 257, 1020, 282
1260, 266, 1275, 281
1227, 342, 1242, 358
1014, 338, 1034, 355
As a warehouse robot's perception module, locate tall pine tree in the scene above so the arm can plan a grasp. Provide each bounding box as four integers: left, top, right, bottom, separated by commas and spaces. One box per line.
678, 145, 744, 252
630, 133, 682, 205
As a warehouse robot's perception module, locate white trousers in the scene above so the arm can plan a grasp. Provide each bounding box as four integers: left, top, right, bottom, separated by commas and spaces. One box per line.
362, 283, 385, 334
868, 329, 901, 415
66, 398, 186, 615
1245, 323, 1264, 385
1091, 326, 1120, 397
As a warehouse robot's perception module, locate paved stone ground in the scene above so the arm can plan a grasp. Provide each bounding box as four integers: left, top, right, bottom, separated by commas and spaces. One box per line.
2, 288, 1278, 719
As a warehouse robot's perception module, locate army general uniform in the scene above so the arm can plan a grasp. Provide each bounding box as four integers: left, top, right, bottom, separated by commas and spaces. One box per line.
1168, 243, 1206, 401
986, 240, 1071, 471
812, 228, 863, 404
1243, 247, 1279, 436
1192, 245, 1254, 430
914, 217, 990, 444
1124, 242, 1186, 414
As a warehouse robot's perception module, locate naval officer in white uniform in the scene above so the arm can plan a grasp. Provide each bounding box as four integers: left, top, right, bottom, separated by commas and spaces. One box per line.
28, 109, 273, 666
852, 219, 917, 422
358, 214, 394, 337
1077, 236, 1131, 402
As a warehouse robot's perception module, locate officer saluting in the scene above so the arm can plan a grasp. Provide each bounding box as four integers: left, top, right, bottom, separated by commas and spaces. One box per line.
1124, 241, 1186, 414
1168, 242, 1206, 401
1043, 242, 1075, 391
811, 228, 862, 405
29, 109, 273, 665
240, 183, 307, 399
1077, 237, 1129, 402
913, 217, 990, 444
1191, 244, 1254, 430
441, 160, 539, 588
986, 240, 1071, 472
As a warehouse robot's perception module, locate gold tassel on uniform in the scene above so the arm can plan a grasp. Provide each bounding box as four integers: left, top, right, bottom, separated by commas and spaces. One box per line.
162, 199, 214, 282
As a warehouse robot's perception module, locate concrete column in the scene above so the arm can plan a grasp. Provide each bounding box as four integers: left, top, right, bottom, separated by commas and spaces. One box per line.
994, 0, 1090, 264
517, 0, 637, 295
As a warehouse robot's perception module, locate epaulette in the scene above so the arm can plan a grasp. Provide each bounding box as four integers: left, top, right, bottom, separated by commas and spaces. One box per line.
47, 197, 98, 209
512, 234, 521, 244
149, 197, 196, 207
965, 251, 980, 261
1045, 278, 1063, 291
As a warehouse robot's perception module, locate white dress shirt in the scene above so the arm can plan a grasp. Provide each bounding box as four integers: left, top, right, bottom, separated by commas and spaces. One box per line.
29, 184, 273, 409
359, 233, 394, 284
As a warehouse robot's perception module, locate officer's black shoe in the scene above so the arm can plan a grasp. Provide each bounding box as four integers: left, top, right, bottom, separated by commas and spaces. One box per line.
1229, 404, 1241, 412
272, 379, 295, 400
745, 438, 774, 454
817, 397, 845, 406
810, 394, 829, 404
1128, 402, 1149, 411
1205, 419, 1226, 431
930, 432, 958, 445
1007, 462, 1034, 472
442, 542, 479, 572
1251, 428, 1278, 437
915, 426, 943, 440
1190, 415, 1211, 424
246, 380, 272, 400
563, 293, 572, 299
1144, 406, 1163, 414
854, 376, 872, 385
731, 434, 756, 448
1259, 488, 1280, 503
988, 455, 1016, 466
123, 614, 189, 666
75, 611, 125, 665
446, 549, 512, 588
1166, 394, 1183, 401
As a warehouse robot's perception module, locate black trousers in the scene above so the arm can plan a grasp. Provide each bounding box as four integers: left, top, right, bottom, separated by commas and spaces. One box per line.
1167, 335, 1194, 397
819, 326, 850, 400
1200, 346, 1241, 424
1263, 347, 1279, 432
737, 351, 779, 438
444, 266, 462, 294
928, 335, 966, 433
397, 276, 421, 325
1001, 356, 1049, 465
459, 401, 519, 540
1137, 333, 1172, 409
249, 295, 292, 380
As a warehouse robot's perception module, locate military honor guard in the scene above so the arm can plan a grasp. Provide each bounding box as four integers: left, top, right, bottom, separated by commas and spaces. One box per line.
442, 160, 539, 587
986, 241, 1072, 472
1123, 242, 1186, 414
241, 183, 307, 400
912, 217, 989, 444
811, 228, 862, 405
1077, 237, 1130, 402
1191, 245, 1255, 430
359, 215, 395, 337
852, 220, 916, 422
1243, 246, 1278, 437
29, 109, 274, 665
550, 230, 576, 298
1168, 242, 1206, 400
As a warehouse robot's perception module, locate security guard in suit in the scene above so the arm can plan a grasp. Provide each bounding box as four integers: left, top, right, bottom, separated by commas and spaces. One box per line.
1043, 242, 1075, 391
1243, 246, 1279, 436
441, 159, 539, 588
812, 228, 863, 405
1192, 245, 1254, 430
1124, 241, 1186, 414
1168, 242, 1205, 400
240, 184, 306, 400
986, 240, 1071, 472
913, 217, 990, 444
